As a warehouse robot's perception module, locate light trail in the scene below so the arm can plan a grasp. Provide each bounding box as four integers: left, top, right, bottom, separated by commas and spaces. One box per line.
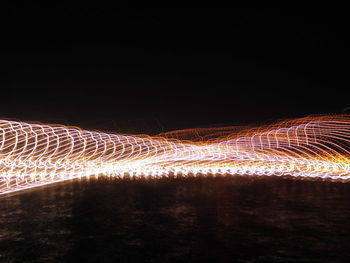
1, 114, 350, 195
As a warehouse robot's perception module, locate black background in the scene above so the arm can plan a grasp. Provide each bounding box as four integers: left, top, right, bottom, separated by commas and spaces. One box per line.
1, 7, 349, 134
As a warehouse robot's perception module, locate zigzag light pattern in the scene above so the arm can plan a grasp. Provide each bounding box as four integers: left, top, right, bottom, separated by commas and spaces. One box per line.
1, 115, 350, 195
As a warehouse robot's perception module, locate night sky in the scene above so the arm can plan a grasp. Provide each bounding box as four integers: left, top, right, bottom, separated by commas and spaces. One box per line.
1, 8, 349, 134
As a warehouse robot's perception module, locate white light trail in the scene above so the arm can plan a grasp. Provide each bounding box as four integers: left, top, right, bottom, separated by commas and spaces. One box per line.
1, 114, 350, 195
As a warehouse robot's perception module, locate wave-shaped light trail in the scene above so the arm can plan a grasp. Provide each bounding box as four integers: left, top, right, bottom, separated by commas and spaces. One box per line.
1, 114, 350, 195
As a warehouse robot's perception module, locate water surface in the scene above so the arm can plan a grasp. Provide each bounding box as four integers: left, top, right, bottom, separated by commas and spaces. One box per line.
1, 176, 350, 262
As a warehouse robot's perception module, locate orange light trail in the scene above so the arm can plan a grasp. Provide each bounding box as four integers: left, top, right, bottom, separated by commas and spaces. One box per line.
1, 114, 350, 195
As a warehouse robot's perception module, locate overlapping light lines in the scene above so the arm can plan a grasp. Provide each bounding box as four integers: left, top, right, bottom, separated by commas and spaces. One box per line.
1, 115, 350, 195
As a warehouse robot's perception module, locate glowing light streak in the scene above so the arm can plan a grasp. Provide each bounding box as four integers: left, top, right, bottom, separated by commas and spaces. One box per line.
1, 115, 350, 195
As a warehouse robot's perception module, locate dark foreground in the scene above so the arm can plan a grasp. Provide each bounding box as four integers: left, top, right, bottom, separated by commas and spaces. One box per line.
1, 176, 350, 263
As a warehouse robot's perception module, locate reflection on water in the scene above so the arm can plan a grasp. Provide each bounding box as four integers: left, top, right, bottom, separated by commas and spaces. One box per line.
1, 176, 350, 262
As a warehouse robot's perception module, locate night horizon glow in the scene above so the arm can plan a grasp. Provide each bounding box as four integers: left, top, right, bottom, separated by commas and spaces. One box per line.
1, 114, 350, 195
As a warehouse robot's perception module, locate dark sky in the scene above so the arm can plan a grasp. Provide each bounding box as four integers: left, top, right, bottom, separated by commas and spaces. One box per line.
1, 8, 349, 134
